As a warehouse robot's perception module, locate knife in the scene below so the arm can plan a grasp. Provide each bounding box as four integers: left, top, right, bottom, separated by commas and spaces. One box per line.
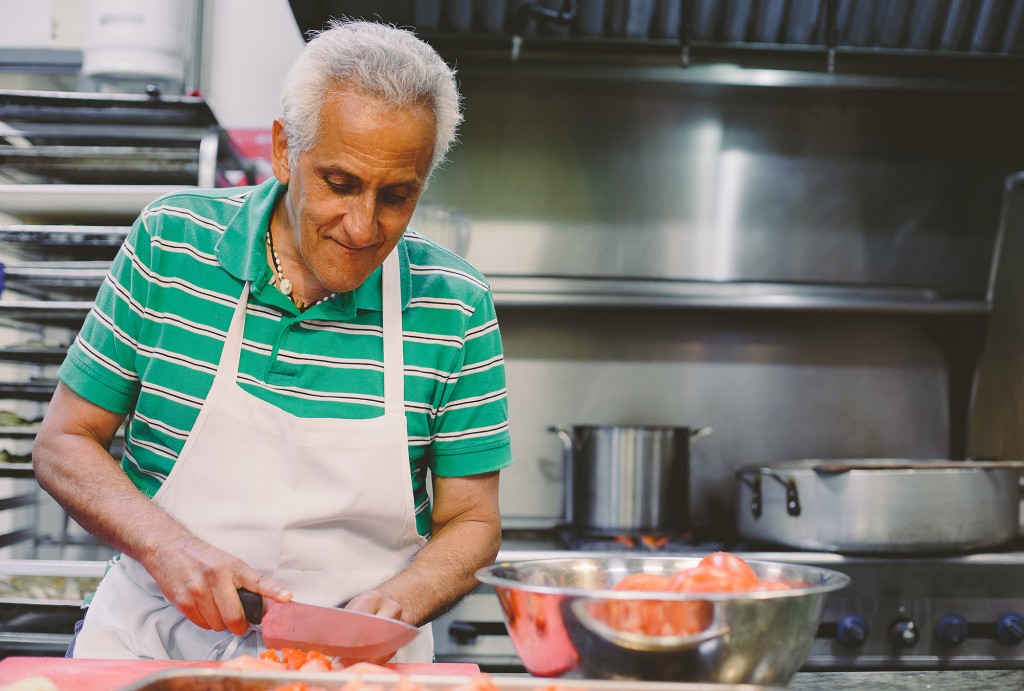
238, 588, 420, 659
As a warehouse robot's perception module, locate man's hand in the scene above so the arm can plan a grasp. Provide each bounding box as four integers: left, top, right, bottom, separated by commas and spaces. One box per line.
33, 384, 292, 635
141, 533, 292, 635
359, 471, 502, 629
344, 588, 403, 621
338, 590, 406, 665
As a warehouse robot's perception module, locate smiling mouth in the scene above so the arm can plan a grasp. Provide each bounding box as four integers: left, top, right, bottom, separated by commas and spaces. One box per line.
329, 237, 369, 252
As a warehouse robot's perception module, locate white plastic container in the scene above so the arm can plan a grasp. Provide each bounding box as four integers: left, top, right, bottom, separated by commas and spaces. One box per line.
82, 0, 196, 93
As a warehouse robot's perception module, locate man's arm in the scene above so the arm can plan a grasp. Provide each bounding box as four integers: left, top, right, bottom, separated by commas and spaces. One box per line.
33, 382, 292, 634
345, 470, 501, 626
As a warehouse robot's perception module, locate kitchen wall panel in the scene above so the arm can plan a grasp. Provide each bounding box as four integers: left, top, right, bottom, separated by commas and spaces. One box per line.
418, 67, 1020, 532
497, 309, 949, 534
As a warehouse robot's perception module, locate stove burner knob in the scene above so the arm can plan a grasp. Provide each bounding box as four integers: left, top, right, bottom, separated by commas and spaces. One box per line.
836, 615, 870, 648
996, 613, 1024, 646
890, 618, 918, 648
935, 614, 968, 647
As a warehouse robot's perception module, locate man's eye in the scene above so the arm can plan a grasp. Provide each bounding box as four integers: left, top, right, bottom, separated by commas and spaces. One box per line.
326, 180, 354, 193
382, 191, 409, 205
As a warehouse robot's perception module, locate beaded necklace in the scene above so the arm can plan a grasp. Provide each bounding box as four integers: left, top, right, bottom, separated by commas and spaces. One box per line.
266, 228, 335, 311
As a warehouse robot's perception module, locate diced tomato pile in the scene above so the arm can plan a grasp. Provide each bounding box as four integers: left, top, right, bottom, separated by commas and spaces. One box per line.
224, 653, 524, 691
260, 647, 338, 671
224, 656, 559, 691
599, 552, 801, 636
258, 673, 568, 691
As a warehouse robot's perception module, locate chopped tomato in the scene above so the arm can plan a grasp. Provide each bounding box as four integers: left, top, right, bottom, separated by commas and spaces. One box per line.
669, 565, 747, 593
612, 573, 672, 591
222, 654, 286, 670
300, 656, 333, 672
599, 554, 783, 635
665, 599, 714, 635
698, 552, 759, 590
279, 647, 311, 670
341, 661, 400, 675
600, 596, 712, 637
258, 648, 281, 663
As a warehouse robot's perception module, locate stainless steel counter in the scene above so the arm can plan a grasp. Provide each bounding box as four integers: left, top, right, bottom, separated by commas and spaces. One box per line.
788, 669, 1024, 690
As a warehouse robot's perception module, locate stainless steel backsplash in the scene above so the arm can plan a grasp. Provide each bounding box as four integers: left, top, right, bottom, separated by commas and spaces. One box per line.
421, 66, 1021, 533
432, 67, 1015, 295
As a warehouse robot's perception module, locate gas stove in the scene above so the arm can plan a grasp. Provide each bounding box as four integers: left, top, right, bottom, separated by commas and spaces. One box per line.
432, 530, 1024, 672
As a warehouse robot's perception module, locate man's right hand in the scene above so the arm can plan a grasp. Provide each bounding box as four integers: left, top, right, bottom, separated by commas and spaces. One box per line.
33, 384, 293, 638
140, 532, 292, 635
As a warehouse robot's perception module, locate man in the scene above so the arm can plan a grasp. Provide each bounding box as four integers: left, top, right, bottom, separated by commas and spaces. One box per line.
32, 19, 512, 662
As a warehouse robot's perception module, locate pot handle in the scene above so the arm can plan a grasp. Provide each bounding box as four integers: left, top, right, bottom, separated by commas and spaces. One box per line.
547, 425, 577, 526
737, 468, 801, 518
690, 426, 713, 442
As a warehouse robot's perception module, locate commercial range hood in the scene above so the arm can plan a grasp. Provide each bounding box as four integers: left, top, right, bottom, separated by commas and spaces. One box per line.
288, 0, 1024, 79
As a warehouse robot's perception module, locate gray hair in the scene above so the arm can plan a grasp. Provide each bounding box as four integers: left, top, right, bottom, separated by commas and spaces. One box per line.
279, 19, 463, 179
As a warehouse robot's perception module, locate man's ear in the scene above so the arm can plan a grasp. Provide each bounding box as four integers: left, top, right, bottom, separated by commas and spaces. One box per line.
270, 119, 291, 185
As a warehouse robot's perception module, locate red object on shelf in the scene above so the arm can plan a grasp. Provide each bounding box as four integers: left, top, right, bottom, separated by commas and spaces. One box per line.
0, 657, 481, 690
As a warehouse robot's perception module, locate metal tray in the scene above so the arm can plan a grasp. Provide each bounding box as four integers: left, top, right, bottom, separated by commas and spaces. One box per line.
0, 300, 92, 327
2, 261, 109, 299
0, 184, 190, 223
121, 669, 785, 691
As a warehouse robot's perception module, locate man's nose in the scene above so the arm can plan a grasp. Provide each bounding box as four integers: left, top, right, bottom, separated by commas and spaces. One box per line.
346, 195, 379, 246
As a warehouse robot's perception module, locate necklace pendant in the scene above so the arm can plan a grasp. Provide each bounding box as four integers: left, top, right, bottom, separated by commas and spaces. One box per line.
279, 278, 293, 296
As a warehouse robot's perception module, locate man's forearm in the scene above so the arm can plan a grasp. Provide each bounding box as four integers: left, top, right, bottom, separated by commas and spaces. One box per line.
33, 428, 192, 564
377, 513, 501, 627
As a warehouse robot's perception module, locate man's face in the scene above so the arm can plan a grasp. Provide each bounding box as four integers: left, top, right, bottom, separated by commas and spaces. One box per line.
271, 90, 436, 295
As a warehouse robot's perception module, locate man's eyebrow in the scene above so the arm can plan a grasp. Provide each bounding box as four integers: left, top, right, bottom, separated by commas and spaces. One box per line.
317, 165, 357, 178
317, 166, 423, 191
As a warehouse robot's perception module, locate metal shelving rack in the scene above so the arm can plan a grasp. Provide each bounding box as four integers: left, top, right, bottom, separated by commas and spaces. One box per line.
0, 88, 253, 557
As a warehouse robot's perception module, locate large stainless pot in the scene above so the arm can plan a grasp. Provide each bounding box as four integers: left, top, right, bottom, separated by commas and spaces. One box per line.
736, 459, 1024, 553
551, 425, 711, 534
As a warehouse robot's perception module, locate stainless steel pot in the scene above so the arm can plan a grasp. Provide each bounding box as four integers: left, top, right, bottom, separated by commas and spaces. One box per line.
550, 425, 711, 534
736, 459, 1024, 553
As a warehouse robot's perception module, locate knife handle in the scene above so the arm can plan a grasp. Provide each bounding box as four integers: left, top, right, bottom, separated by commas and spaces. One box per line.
237, 588, 264, 625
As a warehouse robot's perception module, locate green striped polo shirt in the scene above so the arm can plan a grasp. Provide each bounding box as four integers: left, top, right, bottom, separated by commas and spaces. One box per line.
58, 179, 513, 537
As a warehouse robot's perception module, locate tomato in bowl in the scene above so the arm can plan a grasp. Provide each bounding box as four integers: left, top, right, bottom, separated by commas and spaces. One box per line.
475, 554, 848, 686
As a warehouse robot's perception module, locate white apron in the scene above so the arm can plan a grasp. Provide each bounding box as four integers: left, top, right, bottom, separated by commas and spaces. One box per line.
73, 250, 433, 662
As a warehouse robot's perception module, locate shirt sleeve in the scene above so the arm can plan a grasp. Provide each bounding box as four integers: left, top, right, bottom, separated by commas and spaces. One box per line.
430, 285, 514, 477
57, 215, 152, 415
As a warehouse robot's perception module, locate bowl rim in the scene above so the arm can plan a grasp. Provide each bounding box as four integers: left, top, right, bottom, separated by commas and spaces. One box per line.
475, 556, 851, 600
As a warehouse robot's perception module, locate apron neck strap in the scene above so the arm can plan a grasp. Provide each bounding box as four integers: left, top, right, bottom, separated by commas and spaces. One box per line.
219, 284, 250, 382
220, 251, 404, 416
382, 248, 404, 417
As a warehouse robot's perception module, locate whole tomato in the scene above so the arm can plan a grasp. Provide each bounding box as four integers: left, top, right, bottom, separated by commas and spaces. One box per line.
697, 552, 759, 590
668, 565, 747, 593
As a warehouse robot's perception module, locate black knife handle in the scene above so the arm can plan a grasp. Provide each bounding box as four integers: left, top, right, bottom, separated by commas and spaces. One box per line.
237, 588, 264, 625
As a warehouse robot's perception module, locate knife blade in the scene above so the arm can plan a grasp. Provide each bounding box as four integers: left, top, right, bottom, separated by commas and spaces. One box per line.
238, 588, 420, 659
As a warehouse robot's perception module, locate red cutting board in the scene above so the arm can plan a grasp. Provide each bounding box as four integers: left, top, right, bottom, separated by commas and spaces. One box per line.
0, 657, 481, 690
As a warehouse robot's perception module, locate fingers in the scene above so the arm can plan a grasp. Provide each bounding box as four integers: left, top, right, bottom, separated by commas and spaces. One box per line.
211, 569, 292, 635
223, 572, 293, 636
243, 572, 292, 603
345, 590, 404, 622
146, 535, 290, 635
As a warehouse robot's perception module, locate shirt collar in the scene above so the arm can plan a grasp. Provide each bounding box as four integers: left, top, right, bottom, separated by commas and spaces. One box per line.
214, 178, 411, 314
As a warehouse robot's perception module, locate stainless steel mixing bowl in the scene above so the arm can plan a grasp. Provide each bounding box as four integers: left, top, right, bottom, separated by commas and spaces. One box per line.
475, 556, 850, 685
